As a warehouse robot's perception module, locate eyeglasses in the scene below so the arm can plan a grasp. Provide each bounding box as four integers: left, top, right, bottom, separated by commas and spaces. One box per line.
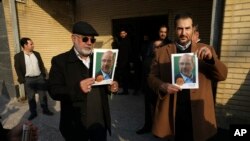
74, 34, 96, 43
82, 36, 96, 43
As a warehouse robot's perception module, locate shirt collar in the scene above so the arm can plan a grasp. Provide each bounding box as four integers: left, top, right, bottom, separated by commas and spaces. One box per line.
101, 70, 111, 79
180, 72, 194, 83
74, 48, 90, 68
23, 50, 33, 55
176, 41, 192, 51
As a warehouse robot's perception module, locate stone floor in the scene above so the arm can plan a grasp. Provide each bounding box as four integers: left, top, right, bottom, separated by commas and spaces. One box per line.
1, 90, 167, 141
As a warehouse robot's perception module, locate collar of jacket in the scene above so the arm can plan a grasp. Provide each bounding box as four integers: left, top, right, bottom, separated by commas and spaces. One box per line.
67, 47, 93, 64
165, 42, 199, 53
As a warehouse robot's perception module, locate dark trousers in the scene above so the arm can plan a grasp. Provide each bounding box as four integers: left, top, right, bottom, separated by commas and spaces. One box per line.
175, 90, 193, 141
24, 75, 49, 115
115, 64, 129, 92
142, 81, 157, 129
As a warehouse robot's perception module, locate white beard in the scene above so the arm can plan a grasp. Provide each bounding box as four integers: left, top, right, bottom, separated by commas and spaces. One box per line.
80, 48, 92, 56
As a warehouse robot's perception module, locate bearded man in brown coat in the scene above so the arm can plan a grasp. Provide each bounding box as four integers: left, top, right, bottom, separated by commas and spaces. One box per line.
148, 13, 228, 141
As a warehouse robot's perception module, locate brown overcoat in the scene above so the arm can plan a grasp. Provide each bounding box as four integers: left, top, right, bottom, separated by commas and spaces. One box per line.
148, 43, 228, 141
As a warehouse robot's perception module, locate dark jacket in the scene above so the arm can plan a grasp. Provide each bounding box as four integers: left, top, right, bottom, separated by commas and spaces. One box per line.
48, 48, 111, 139
14, 51, 46, 83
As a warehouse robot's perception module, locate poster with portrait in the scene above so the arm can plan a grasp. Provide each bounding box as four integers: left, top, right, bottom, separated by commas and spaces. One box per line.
171, 53, 199, 89
92, 49, 118, 85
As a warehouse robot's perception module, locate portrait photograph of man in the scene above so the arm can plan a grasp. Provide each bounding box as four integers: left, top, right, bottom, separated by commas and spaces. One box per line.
171, 53, 199, 89
92, 49, 118, 85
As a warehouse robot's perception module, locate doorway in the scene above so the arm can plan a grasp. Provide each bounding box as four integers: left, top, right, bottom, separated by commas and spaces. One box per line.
111, 15, 169, 92
112, 14, 169, 45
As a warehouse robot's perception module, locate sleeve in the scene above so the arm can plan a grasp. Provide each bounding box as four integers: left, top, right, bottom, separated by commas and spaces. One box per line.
48, 57, 70, 101
147, 49, 168, 100
198, 45, 228, 81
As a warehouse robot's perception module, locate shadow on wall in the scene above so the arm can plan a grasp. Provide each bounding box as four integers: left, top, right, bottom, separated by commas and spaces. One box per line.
216, 70, 250, 128
33, 0, 74, 32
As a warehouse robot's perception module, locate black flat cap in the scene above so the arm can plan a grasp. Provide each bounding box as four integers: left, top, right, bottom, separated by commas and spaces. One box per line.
72, 21, 99, 36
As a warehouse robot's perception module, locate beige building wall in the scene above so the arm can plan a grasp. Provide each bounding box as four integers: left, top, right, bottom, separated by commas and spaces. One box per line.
3, 0, 74, 86
216, 0, 250, 128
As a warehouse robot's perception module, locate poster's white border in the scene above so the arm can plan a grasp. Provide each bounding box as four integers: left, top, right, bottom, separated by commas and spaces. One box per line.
92, 49, 118, 85
171, 53, 199, 89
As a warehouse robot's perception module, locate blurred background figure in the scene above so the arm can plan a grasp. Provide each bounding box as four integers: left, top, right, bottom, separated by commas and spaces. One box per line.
192, 24, 200, 43
113, 29, 131, 95
158, 25, 172, 47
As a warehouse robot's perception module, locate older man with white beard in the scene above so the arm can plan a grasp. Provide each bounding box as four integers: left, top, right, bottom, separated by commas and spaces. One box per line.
48, 21, 119, 141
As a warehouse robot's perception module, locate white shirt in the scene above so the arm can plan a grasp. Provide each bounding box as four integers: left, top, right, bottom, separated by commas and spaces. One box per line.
180, 73, 195, 83
74, 48, 90, 69
24, 53, 41, 77
101, 70, 111, 80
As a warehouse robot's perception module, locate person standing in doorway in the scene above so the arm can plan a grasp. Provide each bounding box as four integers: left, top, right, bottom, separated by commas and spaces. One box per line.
14, 37, 54, 121
158, 25, 172, 47
113, 29, 131, 95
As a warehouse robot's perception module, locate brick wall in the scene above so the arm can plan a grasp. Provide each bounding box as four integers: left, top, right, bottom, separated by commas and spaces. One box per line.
216, 0, 250, 128
3, 0, 74, 87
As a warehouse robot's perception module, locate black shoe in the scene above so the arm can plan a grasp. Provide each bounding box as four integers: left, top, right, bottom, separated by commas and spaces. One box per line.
136, 127, 151, 134
43, 109, 54, 116
28, 113, 37, 120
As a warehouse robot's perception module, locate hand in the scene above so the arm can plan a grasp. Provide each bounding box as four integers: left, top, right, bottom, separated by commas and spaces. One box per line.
197, 46, 212, 60
109, 81, 119, 93
8, 121, 38, 141
80, 78, 95, 93
160, 83, 181, 94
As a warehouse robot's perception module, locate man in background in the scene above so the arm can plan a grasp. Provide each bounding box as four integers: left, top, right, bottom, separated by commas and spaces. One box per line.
192, 24, 201, 43
158, 25, 172, 47
14, 37, 53, 121
113, 29, 131, 94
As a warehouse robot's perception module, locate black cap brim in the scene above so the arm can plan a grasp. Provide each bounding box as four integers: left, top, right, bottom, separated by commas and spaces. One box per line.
72, 21, 99, 36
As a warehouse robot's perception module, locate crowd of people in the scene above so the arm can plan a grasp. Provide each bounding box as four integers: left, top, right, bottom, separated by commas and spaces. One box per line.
0, 12, 228, 141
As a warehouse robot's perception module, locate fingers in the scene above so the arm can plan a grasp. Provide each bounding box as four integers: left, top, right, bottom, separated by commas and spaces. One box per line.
110, 81, 119, 93
198, 47, 212, 60
80, 78, 95, 93
160, 83, 181, 94
167, 84, 181, 94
